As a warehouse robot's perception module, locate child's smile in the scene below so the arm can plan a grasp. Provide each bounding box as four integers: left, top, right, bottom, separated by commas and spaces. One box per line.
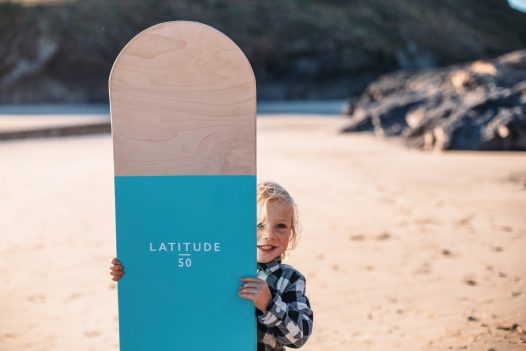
257, 200, 292, 263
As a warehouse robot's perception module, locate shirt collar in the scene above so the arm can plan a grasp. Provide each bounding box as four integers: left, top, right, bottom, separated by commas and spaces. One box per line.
257, 257, 282, 273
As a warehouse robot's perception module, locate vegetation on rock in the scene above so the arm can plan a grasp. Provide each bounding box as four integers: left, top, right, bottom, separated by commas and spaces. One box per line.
1, 0, 526, 103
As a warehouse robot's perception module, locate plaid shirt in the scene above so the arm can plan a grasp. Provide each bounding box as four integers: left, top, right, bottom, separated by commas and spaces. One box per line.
256, 258, 314, 350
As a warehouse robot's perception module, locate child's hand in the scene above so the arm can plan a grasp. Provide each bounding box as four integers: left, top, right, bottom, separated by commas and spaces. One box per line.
239, 277, 272, 312
109, 257, 124, 281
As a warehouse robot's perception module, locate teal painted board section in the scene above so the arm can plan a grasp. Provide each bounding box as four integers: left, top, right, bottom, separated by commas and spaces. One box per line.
114, 176, 256, 351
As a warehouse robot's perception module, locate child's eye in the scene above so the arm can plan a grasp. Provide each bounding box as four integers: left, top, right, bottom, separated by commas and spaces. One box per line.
275, 223, 287, 229
257, 223, 264, 229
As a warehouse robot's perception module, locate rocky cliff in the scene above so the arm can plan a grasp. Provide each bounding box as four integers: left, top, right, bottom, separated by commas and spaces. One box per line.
1, 0, 526, 103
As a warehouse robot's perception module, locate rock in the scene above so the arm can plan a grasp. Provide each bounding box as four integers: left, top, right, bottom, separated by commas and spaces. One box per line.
496, 323, 519, 331
342, 50, 526, 151
463, 277, 478, 286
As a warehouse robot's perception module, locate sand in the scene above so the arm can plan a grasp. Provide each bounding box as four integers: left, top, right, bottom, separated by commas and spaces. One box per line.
0, 115, 525, 350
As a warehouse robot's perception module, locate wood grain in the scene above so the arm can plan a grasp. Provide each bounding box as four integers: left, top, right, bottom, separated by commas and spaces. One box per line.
109, 21, 256, 176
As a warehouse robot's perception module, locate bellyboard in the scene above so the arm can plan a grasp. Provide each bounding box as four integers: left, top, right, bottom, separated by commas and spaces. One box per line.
109, 21, 256, 350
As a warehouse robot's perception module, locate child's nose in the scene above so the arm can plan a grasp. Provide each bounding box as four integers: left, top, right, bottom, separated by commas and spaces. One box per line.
262, 227, 274, 237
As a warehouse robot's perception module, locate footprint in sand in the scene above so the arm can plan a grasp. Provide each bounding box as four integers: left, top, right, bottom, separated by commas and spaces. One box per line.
375, 232, 391, 241
26, 294, 46, 303
364, 265, 375, 271
387, 297, 398, 304
381, 196, 395, 204
350, 234, 365, 241
398, 207, 412, 215
66, 292, 83, 302
414, 217, 436, 225
456, 215, 474, 226
2, 332, 19, 339
441, 248, 453, 257
83, 330, 102, 338
463, 276, 477, 286
414, 262, 431, 274
455, 215, 476, 234
28, 243, 44, 251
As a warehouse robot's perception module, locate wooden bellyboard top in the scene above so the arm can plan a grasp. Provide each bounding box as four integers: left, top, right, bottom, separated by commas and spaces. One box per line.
109, 21, 256, 176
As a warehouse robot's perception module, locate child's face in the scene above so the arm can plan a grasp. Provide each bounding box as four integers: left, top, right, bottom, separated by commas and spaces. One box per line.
257, 200, 292, 263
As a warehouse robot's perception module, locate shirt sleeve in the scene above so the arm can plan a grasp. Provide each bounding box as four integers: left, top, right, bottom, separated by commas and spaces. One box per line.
257, 273, 314, 348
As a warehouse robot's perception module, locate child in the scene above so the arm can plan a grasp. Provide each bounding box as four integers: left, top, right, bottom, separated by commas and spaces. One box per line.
110, 181, 313, 350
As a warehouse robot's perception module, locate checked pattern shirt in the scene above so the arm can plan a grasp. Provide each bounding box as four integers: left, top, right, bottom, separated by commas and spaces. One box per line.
256, 258, 314, 350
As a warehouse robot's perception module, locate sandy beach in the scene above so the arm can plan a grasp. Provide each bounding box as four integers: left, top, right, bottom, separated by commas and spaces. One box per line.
0, 115, 525, 350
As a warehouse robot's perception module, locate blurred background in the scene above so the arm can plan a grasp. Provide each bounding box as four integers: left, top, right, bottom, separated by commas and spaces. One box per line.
1, 0, 526, 149
1, 1, 525, 351
1, 0, 526, 101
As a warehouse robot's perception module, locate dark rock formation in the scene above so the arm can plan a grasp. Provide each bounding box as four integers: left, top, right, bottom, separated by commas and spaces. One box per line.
0, 122, 110, 141
1, 0, 526, 103
342, 50, 526, 151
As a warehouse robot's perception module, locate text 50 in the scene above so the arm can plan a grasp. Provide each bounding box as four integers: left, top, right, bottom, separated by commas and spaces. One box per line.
178, 257, 192, 268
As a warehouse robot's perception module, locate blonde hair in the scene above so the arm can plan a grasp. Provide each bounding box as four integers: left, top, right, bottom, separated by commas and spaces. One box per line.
257, 181, 300, 259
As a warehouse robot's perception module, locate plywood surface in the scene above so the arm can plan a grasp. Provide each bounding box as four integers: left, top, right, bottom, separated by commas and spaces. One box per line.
109, 21, 256, 176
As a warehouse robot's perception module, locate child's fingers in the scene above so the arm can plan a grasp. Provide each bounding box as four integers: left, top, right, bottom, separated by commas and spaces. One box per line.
238, 290, 257, 299
239, 288, 260, 295
110, 270, 124, 276
240, 277, 263, 283
110, 264, 123, 271
109, 257, 120, 265
238, 295, 256, 301
238, 287, 258, 293
240, 282, 262, 289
